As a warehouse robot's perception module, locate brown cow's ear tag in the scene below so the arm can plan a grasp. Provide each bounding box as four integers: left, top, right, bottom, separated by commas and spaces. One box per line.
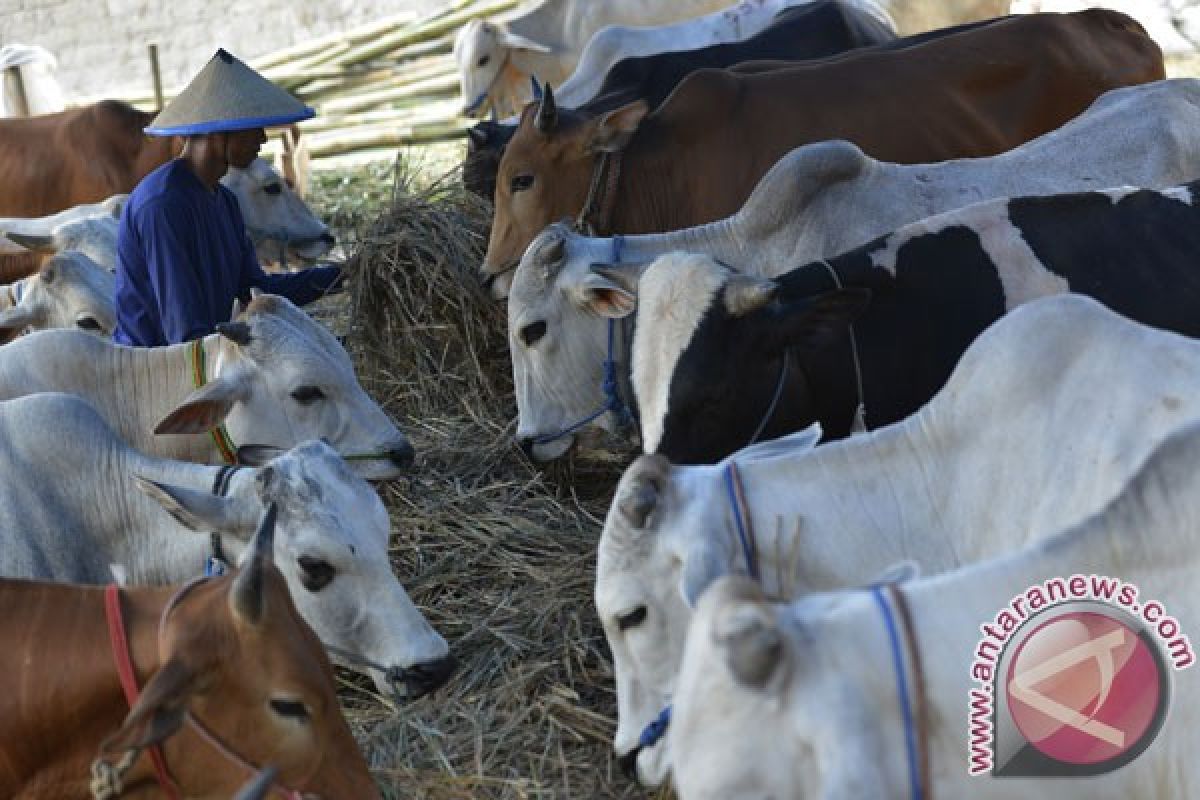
588, 100, 649, 153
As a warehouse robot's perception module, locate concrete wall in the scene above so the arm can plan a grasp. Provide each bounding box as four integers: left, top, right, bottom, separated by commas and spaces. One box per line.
1, 0, 447, 102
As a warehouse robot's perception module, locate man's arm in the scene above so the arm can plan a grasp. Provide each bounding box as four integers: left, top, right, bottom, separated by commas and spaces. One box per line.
237, 234, 344, 307
141, 199, 214, 343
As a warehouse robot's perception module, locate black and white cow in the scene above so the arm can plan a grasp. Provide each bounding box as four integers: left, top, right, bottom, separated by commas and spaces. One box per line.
613, 181, 1200, 463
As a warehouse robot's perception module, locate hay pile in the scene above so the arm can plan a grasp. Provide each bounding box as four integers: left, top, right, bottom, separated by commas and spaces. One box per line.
341, 161, 649, 799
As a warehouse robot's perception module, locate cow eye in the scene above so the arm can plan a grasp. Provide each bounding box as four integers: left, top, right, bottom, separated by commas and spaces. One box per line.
477, 55, 490, 67
519, 320, 547, 347
291, 386, 325, 405
269, 697, 310, 722
75, 316, 103, 332
298, 556, 335, 592
511, 174, 534, 193
617, 606, 647, 631
263, 183, 283, 195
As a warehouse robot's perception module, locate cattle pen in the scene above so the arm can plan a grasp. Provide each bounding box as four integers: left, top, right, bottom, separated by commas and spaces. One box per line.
319, 160, 647, 798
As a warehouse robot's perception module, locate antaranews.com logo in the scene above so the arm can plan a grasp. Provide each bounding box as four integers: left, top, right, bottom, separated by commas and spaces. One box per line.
967, 574, 1193, 777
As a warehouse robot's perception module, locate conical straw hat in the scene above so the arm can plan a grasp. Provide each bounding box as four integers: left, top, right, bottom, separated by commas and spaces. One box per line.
145, 48, 314, 136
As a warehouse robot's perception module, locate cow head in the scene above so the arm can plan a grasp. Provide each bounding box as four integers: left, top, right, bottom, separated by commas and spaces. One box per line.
596, 428, 821, 786
510, 224, 645, 461
632, 254, 869, 463
0, 252, 115, 341
463, 120, 517, 201
484, 92, 649, 298
455, 19, 552, 118
670, 576, 906, 799
221, 159, 334, 267
99, 506, 382, 798
0, 202, 121, 271
153, 293, 415, 480
136, 440, 454, 704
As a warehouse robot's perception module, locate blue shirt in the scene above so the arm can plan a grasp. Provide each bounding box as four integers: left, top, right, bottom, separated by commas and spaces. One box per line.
114, 159, 341, 347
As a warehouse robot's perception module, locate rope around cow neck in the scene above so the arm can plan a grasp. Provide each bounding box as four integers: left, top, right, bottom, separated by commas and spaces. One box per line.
816, 259, 867, 434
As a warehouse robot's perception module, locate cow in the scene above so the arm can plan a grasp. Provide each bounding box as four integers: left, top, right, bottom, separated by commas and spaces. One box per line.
617, 179, 1200, 464
1011, 0, 1200, 53
0, 251, 116, 343
0, 292, 414, 479
455, 0, 737, 119
0, 391, 454, 702
0, 196, 124, 282
555, 0, 896, 109
507, 79, 1200, 460
0, 503, 383, 799
597, 294, 1200, 785
483, 9, 1165, 298
670, 410, 1200, 797
463, 0, 899, 201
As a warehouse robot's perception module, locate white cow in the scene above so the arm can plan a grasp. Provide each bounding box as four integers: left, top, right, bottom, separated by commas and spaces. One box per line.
0, 44, 65, 117
0, 196, 124, 270
0, 392, 454, 702
553, 0, 896, 109
455, 0, 737, 118
0, 292, 413, 479
671, 415, 1200, 797
596, 295, 1200, 785
510, 78, 1200, 460
0, 251, 115, 340
1011, 1, 1200, 53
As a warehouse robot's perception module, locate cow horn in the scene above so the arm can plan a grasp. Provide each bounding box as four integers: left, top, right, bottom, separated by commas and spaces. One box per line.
233, 767, 279, 800
467, 125, 489, 149
216, 321, 253, 346
530, 76, 543, 102
724, 275, 777, 317
230, 502, 277, 626
535, 83, 557, 132
715, 601, 783, 689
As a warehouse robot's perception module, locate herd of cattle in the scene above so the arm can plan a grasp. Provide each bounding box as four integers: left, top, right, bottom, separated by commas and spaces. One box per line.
3, 0, 1200, 796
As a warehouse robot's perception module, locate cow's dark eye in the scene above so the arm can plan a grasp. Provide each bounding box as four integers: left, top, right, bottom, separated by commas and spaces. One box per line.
618, 606, 647, 631
511, 174, 534, 193
269, 698, 310, 721
76, 316, 103, 332
519, 320, 547, 347
291, 386, 325, 405
263, 182, 283, 196
298, 556, 335, 592
477, 55, 491, 67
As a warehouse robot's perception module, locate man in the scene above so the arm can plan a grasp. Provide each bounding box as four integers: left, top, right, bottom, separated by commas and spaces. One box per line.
114, 48, 342, 347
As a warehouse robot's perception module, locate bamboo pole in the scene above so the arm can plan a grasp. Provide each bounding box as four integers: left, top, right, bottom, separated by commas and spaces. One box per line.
250, 12, 418, 70
3, 66, 29, 117
148, 44, 164, 111
332, 0, 519, 67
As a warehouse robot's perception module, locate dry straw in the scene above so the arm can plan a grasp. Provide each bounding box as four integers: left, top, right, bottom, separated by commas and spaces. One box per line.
342, 160, 656, 799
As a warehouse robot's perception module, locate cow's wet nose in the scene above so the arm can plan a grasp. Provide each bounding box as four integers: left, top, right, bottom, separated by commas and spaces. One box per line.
408, 653, 457, 696
319, 232, 335, 246
516, 436, 536, 458
388, 442, 415, 469
616, 748, 641, 781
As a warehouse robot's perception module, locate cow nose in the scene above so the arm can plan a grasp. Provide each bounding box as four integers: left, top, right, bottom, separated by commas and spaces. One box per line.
406, 653, 458, 697
481, 272, 497, 291
616, 748, 641, 781
516, 436, 536, 458
388, 442, 415, 469
319, 232, 335, 245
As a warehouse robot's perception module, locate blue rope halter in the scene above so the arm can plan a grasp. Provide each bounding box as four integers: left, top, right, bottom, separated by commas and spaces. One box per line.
533, 237, 636, 446
871, 583, 927, 800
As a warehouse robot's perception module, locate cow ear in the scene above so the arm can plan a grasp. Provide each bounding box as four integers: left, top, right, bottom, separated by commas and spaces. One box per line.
498, 29, 554, 53
0, 305, 38, 336
573, 267, 637, 318
3, 232, 58, 254
759, 288, 871, 354
615, 454, 669, 530
134, 476, 258, 540
153, 373, 250, 435
100, 658, 197, 754
588, 100, 649, 154
713, 599, 784, 689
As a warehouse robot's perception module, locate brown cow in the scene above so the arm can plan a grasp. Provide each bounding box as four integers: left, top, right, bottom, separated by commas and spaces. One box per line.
0, 100, 180, 218
0, 507, 382, 799
483, 9, 1164, 296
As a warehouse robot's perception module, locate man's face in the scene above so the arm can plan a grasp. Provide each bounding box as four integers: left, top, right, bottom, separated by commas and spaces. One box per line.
225, 127, 267, 169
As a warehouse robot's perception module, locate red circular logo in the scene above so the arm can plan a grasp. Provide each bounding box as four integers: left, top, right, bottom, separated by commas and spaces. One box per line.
1005, 611, 1162, 766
